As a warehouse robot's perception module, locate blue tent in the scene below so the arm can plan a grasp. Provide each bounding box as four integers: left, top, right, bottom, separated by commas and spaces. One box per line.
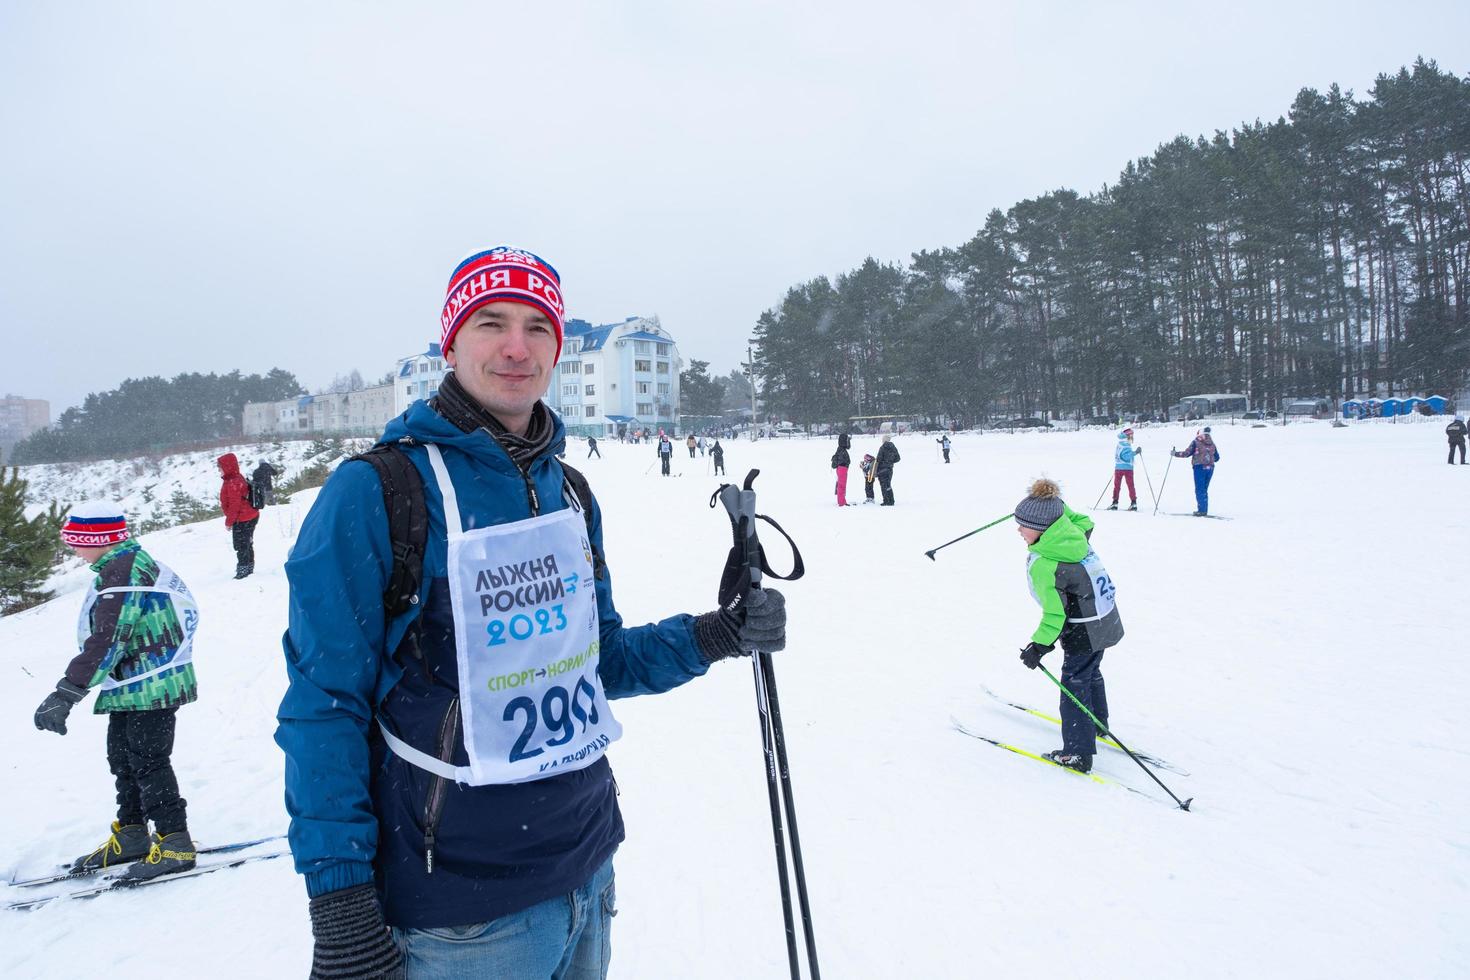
1341, 399, 1364, 419
1425, 395, 1449, 414
1381, 397, 1404, 416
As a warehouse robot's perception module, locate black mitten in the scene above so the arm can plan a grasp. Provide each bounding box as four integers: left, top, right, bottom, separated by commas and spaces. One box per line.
308, 884, 404, 979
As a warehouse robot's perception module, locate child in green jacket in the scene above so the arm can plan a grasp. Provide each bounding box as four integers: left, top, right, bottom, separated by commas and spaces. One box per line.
1012, 479, 1125, 772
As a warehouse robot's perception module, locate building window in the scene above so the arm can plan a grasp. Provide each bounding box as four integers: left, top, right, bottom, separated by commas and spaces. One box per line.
637, 402, 653, 415
656, 362, 669, 374
657, 383, 669, 395
637, 382, 650, 394
563, 384, 579, 397
609, 383, 617, 391
584, 385, 595, 396
635, 341, 652, 354
562, 361, 581, 374
405, 386, 414, 398
585, 405, 597, 417
657, 343, 669, 356
419, 362, 428, 373
583, 363, 594, 375
433, 359, 442, 371
635, 359, 651, 372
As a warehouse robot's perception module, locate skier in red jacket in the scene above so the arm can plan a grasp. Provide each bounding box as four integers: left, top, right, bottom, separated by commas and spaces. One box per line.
217, 453, 260, 579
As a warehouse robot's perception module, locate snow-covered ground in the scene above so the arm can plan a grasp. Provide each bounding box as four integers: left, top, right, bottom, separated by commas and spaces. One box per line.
1, 419, 1466, 978
18, 438, 372, 528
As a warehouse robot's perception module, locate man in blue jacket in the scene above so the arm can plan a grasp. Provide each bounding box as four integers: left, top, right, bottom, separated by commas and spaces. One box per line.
277, 247, 787, 979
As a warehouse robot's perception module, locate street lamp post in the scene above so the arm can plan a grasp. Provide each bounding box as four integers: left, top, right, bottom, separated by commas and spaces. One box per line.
747, 343, 759, 441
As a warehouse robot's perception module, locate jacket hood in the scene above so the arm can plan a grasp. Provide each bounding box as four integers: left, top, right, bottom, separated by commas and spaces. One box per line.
379, 400, 568, 474
217, 453, 241, 477
1029, 511, 1089, 563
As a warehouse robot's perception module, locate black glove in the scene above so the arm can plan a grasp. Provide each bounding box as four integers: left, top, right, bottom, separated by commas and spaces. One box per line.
34, 680, 88, 735
694, 587, 787, 662
308, 884, 403, 979
1134, 447, 1143, 455
1019, 641, 1054, 670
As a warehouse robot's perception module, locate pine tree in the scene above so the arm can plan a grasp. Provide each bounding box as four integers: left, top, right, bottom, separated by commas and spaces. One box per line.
0, 454, 65, 614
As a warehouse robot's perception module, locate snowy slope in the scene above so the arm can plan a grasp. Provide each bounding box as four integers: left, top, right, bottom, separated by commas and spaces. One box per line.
1, 420, 1466, 979
18, 438, 372, 527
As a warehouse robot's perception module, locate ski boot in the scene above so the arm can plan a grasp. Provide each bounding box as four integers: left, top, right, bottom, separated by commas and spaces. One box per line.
1044, 750, 1093, 773
117, 831, 196, 885
1128, 503, 1138, 511
1106, 503, 1118, 510
72, 821, 151, 873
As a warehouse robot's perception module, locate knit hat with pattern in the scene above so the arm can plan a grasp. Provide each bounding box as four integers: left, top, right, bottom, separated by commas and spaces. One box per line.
61, 500, 130, 547
1014, 478, 1065, 531
440, 247, 565, 363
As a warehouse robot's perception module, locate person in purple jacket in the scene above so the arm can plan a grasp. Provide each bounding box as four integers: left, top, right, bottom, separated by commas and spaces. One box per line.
1172, 427, 1221, 516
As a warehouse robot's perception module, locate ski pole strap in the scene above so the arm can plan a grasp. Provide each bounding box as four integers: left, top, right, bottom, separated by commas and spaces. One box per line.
709, 475, 805, 584
753, 514, 804, 581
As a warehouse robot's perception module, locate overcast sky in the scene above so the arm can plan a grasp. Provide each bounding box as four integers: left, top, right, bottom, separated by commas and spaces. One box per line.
2, 1, 1467, 416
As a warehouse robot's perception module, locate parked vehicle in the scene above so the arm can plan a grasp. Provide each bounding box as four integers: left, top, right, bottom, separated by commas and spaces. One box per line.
995, 417, 1053, 430
1167, 393, 1249, 420
1284, 398, 1332, 419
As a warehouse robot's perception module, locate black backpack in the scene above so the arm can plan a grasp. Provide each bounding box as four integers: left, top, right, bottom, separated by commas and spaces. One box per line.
350, 441, 604, 621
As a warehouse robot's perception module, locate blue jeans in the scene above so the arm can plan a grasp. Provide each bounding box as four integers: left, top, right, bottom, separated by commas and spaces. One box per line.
1192, 466, 1214, 515
392, 857, 616, 980
1059, 649, 1108, 757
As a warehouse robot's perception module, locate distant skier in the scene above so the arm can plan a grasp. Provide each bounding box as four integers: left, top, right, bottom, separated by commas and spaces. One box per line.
875, 434, 901, 505
831, 433, 851, 507
250, 460, 280, 509
686, 434, 697, 458
697, 436, 706, 457
1108, 428, 1142, 510
1172, 428, 1221, 517
711, 439, 726, 475
860, 453, 877, 502
34, 502, 199, 882
1013, 479, 1124, 773
1447, 416, 1467, 464
657, 433, 674, 476
217, 452, 260, 578
587, 435, 601, 459
937, 434, 951, 463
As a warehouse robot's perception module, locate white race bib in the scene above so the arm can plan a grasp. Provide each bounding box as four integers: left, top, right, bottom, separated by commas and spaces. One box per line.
429, 444, 621, 786
76, 561, 199, 690
1070, 549, 1117, 623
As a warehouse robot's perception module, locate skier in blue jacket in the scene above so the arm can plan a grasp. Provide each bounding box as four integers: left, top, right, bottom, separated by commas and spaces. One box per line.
1108, 428, 1142, 510
277, 247, 788, 979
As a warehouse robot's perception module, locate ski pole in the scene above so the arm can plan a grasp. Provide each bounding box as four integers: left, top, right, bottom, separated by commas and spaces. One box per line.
1092, 476, 1112, 511
719, 471, 819, 979
1138, 454, 1158, 512
1035, 664, 1192, 811
644, 459, 656, 475
1152, 451, 1174, 516
923, 513, 1014, 561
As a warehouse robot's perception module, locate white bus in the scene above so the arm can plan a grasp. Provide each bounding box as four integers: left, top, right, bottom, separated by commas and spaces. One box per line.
1168, 393, 1249, 420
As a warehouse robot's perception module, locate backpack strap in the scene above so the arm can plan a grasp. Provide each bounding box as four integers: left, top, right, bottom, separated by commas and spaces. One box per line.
349, 442, 428, 621
557, 460, 607, 580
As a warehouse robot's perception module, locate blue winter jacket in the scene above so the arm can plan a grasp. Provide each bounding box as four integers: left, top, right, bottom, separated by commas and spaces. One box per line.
1113, 434, 1137, 471
275, 401, 710, 927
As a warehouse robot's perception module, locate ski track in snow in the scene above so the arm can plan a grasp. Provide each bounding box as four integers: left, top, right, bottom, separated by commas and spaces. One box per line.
2, 419, 1466, 978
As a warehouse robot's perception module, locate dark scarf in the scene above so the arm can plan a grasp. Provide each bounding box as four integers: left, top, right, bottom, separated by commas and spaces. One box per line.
431, 371, 557, 470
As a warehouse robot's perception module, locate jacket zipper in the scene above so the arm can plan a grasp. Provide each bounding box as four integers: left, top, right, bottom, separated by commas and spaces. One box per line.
423, 697, 460, 875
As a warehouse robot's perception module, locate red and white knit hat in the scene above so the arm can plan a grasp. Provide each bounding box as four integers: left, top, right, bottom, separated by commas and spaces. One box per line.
61, 501, 130, 547
440, 247, 565, 364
